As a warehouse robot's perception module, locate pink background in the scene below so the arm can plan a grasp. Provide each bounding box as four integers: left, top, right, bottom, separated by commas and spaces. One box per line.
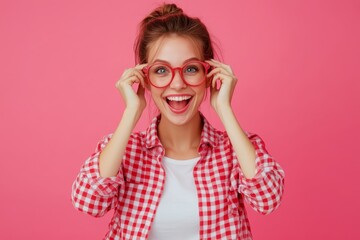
1, 0, 359, 239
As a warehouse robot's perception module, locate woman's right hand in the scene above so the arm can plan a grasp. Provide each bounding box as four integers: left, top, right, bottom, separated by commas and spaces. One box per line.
115, 64, 148, 114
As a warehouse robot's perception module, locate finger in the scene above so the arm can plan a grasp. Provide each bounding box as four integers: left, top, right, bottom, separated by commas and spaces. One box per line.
212, 74, 222, 89
210, 82, 217, 94
122, 64, 147, 79
209, 59, 229, 68
134, 65, 148, 78
206, 60, 234, 74
124, 75, 142, 87
205, 59, 223, 67
207, 67, 227, 77
120, 68, 131, 78
115, 76, 130, 89
135, 64, 148, 77
135, 68, 146, 78
207, 66, 233, 76
132, 71, 145, 87
116, 68, 144, 90
134, 63, 148, 70
211, 76, 216, 88
208, 68, 233, 80
212, 73, 232, 89
115, 79, 120, 88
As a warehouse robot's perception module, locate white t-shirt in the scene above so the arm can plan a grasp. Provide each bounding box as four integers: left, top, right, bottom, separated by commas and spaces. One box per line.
147, 156, 201, 240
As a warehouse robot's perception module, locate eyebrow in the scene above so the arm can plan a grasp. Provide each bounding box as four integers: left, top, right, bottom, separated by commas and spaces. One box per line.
151, 57, 201, 65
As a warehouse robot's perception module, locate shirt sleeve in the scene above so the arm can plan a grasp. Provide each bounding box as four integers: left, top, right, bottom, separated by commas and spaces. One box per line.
71, 134, 124, 217
230, 132, 285, 215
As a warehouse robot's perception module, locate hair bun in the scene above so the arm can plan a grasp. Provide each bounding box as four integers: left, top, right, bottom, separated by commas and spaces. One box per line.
135, 3, 215, 64
146, 3, 183, 22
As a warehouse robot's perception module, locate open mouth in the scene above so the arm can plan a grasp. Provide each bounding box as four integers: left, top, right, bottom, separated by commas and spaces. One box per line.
165, 95, 192, 113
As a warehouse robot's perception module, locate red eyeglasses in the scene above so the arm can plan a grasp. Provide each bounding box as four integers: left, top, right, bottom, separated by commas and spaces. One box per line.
143, 60, 211, 88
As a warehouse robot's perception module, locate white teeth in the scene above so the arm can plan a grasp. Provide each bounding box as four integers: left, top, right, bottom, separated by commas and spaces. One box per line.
166, 96, 192, 101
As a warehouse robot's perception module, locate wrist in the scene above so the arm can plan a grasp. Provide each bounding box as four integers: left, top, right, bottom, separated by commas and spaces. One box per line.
122, 107, 143, 125
216, 104, 233, 120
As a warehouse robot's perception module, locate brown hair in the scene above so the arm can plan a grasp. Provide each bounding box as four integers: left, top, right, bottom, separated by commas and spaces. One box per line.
134, 3, 215, 64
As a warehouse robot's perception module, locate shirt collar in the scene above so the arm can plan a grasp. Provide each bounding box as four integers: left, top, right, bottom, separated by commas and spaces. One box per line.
144, 112, 219, 149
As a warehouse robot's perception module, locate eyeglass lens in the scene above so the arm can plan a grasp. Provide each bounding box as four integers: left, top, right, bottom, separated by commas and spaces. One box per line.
148, 62, 206, 87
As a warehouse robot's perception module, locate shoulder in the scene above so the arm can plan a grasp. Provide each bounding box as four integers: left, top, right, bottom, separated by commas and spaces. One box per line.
128, 130, 147, 147
128, 115, 161, 149
200, 115, 229, 148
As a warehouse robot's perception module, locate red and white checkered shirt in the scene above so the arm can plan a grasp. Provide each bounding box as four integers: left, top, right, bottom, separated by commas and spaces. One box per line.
71, 113, 285, 240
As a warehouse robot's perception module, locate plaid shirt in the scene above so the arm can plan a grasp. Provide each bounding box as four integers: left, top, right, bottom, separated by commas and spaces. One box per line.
71, 113, 285, 240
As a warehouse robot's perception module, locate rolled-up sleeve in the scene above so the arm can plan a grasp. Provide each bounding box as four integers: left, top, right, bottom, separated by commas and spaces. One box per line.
71, 134, 124, 217
231, 132, 285, 215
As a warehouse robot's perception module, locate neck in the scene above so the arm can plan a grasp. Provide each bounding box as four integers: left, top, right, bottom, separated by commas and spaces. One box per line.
158, 112, 203, 151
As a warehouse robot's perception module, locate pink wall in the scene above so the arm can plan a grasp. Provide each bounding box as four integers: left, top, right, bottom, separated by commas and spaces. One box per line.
1, 0, 359, 239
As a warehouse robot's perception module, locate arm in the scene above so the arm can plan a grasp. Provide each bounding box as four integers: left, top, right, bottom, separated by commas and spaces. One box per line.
71, 134, 124, 217
207, 59, 285, 214
99, 63, 147, 177
216, 106, 257, 179
71, 64, 148, 216
231, 132, 285, 215
99, 109, 142, 177
206, 59, 256, 178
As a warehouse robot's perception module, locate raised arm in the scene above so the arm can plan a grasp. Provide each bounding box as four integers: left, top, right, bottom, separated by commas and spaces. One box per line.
99, 64, 147, 177
206, 59, 257, 178
206, 59, 285, 214
71, 64, 147, 217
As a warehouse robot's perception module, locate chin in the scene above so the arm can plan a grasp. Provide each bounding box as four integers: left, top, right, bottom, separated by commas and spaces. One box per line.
160, 104, 200, 127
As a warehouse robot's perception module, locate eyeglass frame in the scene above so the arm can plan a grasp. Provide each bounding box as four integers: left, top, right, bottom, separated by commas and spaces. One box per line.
142, 60, 211, 88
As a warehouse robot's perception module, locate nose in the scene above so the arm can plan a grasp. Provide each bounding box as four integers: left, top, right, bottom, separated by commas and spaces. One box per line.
169, 68, 187, 89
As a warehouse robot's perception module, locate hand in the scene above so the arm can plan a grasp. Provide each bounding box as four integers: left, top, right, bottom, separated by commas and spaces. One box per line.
115, 64, 148, 113
206, 59, 237, 115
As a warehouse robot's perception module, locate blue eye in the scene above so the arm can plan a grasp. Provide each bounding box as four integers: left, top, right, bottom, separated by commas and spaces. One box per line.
185, 65, 199, 73
153, 66, 169, 75
156, 68, 165, 74
184, 64, 202, 75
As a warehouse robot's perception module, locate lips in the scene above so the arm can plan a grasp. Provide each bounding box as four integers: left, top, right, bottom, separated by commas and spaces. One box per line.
165, 95, 193, 113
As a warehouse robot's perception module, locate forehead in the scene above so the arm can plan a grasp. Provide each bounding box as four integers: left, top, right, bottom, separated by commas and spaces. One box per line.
147, 34, 203, 65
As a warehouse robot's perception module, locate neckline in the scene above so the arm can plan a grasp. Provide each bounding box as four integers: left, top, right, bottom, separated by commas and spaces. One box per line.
162, 156, 201, 165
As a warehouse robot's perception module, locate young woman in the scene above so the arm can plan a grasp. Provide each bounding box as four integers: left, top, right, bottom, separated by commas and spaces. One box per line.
71, 3, 285, 240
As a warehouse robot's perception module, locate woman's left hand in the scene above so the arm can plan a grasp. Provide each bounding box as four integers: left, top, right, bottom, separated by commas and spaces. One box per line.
206, 59, 238, 115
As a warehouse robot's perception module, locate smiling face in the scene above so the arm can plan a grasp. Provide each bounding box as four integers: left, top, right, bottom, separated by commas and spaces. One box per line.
146, 34, 207, 126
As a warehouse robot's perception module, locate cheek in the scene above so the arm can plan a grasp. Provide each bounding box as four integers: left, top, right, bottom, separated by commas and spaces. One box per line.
195, 86, 207, 101
150, 88, 163, 103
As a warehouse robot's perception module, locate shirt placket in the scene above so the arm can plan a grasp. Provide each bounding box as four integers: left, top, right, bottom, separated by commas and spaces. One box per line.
143, 146, 167, 239
193, 143, 213, 239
